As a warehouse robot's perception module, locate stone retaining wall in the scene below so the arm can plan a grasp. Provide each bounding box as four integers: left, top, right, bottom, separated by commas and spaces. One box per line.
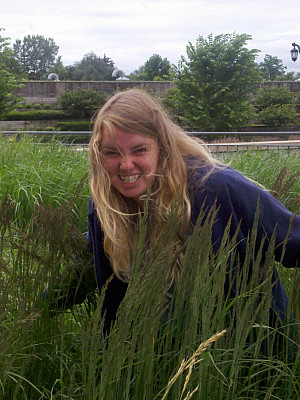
12, 80, 300, 106
0, 120, 58, 131
13, 81, 176, 105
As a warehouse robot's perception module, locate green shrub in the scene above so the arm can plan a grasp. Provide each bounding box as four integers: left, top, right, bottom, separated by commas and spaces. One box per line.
43, 103, 51, 110
254, 86, 294, 108
55, 121, 93, 131
258, 104, 296, 129
58, 88, 107, 118
254, 86, 297, 128
2, 110, 67, 121
24, 103, 33, 109
33, 103, 42, 110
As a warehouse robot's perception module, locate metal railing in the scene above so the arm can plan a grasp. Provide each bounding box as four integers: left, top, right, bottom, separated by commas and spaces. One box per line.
1, 130, 300, 153
2, 130, 300, 137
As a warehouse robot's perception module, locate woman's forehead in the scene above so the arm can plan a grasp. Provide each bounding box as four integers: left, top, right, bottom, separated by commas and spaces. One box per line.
101, 125, 157, 148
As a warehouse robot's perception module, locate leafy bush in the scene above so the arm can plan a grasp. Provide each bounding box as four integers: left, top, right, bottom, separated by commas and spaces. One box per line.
58, 88, 107, 118
0, 66, 20, 118
2, 109, 67, 121
255, 86, 295, 108
162, 87, 188, 127
254, 86, 297, 128
258, 104, 296, 129
33, 103, 42, 110
55, 121, 93, 131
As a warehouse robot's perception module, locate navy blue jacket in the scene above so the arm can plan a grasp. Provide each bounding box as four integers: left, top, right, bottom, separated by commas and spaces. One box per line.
86, 166, 300, 334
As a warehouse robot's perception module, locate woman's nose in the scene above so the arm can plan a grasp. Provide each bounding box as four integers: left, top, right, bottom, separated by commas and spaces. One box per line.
119, 156, 134, 171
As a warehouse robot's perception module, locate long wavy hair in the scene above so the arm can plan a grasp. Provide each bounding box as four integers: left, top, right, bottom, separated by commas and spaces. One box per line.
89, 89, 219, 282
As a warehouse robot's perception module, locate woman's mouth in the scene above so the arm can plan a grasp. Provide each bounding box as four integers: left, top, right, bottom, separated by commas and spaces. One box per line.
119, 174, 140, 184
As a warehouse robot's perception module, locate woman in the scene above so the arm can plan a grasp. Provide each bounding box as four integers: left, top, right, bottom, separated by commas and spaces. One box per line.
86, 88, 300, 339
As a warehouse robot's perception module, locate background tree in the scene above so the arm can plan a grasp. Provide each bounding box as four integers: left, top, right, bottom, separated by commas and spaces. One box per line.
12, 34, 59, 80
274, 71, 298, 81
66, 52, 115, 81
128, 65, 146, 80
0, 29, 20, 118
129, 54, 171, 80
0, 29, 19, 73
164, 33, 261, 131
47, 56, 71, 80
258, 54, 287, 81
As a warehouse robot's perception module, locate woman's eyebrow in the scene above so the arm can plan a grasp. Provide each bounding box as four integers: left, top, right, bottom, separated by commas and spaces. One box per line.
101, 144, 117, 150
101, 142, 150, 151
131, 143, 150, 150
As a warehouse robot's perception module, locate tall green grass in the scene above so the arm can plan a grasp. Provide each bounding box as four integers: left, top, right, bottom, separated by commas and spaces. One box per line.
220, 150, 299, 214
0, 135, 90, 231
0, 136, 299, 399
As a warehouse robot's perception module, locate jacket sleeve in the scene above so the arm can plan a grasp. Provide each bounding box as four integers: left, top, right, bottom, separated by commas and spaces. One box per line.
87, 196, 128, 335
44, 255, 96, 311
190, 166, 300, 268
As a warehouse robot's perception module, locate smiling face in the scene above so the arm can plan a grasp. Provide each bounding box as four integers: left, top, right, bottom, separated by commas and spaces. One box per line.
100, 126, 159, 204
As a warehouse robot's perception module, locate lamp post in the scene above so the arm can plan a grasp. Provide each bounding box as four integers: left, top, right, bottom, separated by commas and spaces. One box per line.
290, 43, 300, 62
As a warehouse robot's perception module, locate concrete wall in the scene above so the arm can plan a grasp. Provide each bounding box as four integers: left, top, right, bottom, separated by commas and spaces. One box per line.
13, 80, 300, 106
13, 81, 176, 105
256, 81, 300, 92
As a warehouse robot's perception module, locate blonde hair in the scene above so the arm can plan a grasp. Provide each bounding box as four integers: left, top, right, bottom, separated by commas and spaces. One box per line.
89, 89, 219, 282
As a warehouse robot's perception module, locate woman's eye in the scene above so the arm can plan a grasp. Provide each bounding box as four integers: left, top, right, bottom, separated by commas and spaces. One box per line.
135, 148, 147, 154
104, 151, 119, 157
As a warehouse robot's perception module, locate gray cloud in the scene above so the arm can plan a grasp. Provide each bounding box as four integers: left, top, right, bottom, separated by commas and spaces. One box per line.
2, 0, 300, 74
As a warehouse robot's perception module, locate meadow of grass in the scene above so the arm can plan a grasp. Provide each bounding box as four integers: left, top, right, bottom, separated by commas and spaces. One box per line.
0, 135, 299, 399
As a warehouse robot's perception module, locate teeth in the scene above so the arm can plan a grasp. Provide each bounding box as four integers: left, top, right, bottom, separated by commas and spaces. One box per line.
120, 174, 140, 183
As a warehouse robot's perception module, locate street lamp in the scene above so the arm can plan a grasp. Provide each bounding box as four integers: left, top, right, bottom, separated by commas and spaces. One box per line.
290, 42, 300, 62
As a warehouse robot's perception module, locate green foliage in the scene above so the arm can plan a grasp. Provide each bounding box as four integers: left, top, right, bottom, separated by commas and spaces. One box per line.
65, 52, 115, 81
0, 69, 20, 118
255, 86, 294, 107
2, 109, 67, 121
258, 54, 287, 81
275, 71, 298, 81
0, 28, 21, 75
162, 87, 187, 126
58, 88, 107, 118
169, 33, 262, 131
55, 121, 93, 131
129, 54, 172, 81
33, 103, 42, 110
47, 55, 70, 80
0, 28, 12, 65
258, 105, 296, 129
254, 87, 296, 129
0, 29, 22, 117
11, 34, 59, 80
128, 65, 145, 80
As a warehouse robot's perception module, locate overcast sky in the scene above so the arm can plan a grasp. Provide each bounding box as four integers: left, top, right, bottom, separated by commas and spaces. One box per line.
2, 0, 300, 76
